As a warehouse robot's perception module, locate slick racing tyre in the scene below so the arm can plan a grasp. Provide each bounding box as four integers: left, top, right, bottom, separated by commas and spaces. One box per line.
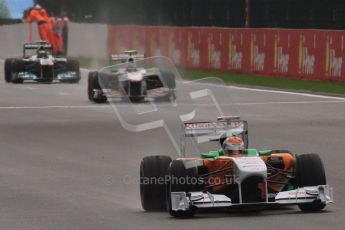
4, 58, 14, 83
88, 72, 107, 103
167, 160, 200, 218
161, 71, 176, 89
140, 155, 172, 211
296, 153, 327, 211
63, 58, 81, 83
87, 72, 94, 101
11, 59, 25, 84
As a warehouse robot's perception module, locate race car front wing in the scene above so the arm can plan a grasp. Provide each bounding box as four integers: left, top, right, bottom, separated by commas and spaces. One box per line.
18, 71, 78, 81
170, 185, 333, 211
99, 87, 175, 101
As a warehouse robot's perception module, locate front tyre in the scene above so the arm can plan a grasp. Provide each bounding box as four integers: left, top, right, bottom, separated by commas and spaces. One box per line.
167, 160, 199, 218
4, 58, 14, 83
296, 153, 327, 211
88, 72, 107, 103
140, 155, 172, 211
11, 59, 25, 84
64, 58, 81, 83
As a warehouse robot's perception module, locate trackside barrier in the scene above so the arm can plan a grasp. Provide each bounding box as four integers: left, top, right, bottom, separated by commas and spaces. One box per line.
0, 23, 40, 59
107, 25, 345, 82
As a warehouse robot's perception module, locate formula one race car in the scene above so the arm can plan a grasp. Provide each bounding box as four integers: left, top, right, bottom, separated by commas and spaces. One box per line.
4, 41, 80, 84
88, 51, 176, 103
140, 117, 333, 217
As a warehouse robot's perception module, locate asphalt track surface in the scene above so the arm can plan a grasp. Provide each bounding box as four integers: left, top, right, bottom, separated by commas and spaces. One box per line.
0, 62, 344, 230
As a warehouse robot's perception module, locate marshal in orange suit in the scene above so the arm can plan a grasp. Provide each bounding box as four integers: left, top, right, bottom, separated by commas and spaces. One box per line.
23, 4, 58, 53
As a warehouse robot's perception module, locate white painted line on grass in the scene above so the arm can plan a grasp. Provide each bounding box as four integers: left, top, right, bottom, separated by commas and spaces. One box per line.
227, 85, 345, 101
184, 79, 345, 100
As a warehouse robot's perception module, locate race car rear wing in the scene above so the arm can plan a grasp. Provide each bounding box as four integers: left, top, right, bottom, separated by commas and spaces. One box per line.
111, 50, 145, 62
181, 116, 248, 155
24, 43, 52, 50
184, 118, 247, 140
23, 42, 53, 57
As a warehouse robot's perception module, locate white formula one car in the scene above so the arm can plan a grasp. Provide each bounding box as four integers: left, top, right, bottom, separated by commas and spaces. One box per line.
88, 51, 176, 103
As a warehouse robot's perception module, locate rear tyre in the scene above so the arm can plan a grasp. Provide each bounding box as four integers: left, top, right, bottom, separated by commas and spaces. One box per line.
296, 153, 326, 211
4, 58, 14, 83
87, 72, 95, 101
88, 72, 107, 103
64, 58, 81, 83
140, 155, 172, 211
162, 71, 176, 89
167, 160, 199, 218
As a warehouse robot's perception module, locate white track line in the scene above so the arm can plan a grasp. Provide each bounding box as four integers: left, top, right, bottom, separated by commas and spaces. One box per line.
0, 100, 344, 110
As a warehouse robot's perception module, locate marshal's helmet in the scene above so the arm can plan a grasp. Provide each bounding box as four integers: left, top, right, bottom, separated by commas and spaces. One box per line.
222, 136, 244, 156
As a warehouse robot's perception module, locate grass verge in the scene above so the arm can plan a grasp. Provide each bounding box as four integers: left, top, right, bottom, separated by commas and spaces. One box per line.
180, 69, 345, 96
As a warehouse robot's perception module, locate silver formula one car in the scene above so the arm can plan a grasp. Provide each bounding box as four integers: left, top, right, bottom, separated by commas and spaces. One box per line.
88, 51, 176, 103
140, 117, 333, 217
4, 41, 80, 84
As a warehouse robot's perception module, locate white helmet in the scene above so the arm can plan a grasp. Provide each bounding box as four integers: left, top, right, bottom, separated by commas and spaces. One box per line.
222, 136, 244, 156
34, 4, 42, 9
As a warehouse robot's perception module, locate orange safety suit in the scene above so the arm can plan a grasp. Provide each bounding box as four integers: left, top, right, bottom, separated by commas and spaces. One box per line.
24, 8, 58, 53
51, 17, 64, 54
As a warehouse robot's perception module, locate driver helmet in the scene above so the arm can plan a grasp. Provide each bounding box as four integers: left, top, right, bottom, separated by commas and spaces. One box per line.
222, 136, 244, 156
37, 45, 47, 58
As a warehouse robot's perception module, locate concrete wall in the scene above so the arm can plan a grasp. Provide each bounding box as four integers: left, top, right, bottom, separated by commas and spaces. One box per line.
68, 23, 108, 60
0, 22, 108, 60
0, 23, 40, 59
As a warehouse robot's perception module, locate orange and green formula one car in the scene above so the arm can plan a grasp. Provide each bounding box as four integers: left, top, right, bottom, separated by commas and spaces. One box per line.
140, 117, 333, 217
